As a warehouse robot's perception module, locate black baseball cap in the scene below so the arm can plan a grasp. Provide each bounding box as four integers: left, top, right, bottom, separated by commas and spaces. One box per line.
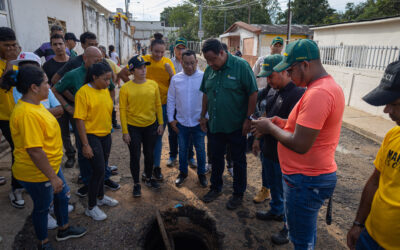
65, 32, 80, 42
127, 55, 150, 70
363, 60, 400, 106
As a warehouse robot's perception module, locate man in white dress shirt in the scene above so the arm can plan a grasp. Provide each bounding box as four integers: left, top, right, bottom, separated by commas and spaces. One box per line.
167, 50, 208, 188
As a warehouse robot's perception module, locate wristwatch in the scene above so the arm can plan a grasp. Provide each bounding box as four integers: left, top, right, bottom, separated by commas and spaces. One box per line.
247, 116, 252, 121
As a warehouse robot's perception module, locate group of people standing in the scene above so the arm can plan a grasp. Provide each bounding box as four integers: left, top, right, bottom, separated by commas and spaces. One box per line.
0, 21, 396, 250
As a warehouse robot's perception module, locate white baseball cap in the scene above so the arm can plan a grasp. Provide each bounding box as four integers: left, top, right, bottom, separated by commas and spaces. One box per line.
11, 52, 42, 67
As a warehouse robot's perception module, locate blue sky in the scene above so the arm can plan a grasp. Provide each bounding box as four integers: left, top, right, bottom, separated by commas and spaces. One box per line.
98, 0, 365, 21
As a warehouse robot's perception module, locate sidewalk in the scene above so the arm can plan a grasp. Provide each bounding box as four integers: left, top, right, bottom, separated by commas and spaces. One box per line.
342, 106, 394, 144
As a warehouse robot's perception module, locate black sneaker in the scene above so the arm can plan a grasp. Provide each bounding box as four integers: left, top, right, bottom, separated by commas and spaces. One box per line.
64, 158, 75, 168
202, 189, 222, 203
37, 242, 54, 250
153, 167, 163, 181
175, 172, 188, 187
133, 184, 141, 197
226, 195, 243, 210
76, 185, 88, 198
145, 178, 161, 189
104, 179, 120, 191
198, 174, 208, 188
271, 227, 289, 245
56, 225, 87, 241
256, 210, 284, 221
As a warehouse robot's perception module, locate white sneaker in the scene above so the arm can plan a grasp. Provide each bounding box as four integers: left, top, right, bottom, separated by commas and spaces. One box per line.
47, 213, 57, 230
85, 206, 107, 221
227, 167, 234, 177
109, 165, 118, 172
49, 204, 74, 214
9, 188, 25, 208
205, 164, 212, 174
97, 195, 119, 207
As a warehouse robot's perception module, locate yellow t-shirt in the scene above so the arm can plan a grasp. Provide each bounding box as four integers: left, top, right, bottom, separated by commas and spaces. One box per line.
105, 58, 121, 75
0, 60, 18, 121
10, 100, 63, 182
142, 55, 175, 105
119, 80, 163, 133
74, 84, 113, 137
365, 126, 400, 249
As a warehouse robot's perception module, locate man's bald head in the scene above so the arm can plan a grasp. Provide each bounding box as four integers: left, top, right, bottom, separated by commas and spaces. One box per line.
83, 46, 102, 68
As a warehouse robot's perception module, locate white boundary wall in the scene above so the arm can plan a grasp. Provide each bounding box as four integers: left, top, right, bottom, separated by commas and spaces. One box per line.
325, 65, 387, 119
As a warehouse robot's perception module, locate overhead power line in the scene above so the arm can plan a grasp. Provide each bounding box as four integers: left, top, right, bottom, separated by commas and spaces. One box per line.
204, 0, 261, 10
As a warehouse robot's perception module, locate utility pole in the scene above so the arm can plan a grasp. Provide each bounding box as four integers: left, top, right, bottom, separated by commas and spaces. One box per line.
198, 0, 204, 41
248, 4, 251, 24
286, 0, 292, 45
224, 11, 227, 31
125, 0, 130, 18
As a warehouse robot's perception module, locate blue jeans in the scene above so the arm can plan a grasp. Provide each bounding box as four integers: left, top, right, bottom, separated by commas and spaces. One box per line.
74, 127, 111, 185
154, 105, 195, 167
259, 152, 270, 188
283, 172, 336, 250
18, 170, 70, 241
356, 229, 384, 250
209, 129, 247, 195
177, 123, 206, 175
263, 156, 284, 215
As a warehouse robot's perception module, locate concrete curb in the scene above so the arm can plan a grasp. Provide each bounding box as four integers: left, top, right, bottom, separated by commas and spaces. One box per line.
342, 121, 383, 144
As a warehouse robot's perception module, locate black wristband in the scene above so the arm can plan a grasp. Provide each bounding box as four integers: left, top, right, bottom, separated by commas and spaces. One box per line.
353, 221, 365, 228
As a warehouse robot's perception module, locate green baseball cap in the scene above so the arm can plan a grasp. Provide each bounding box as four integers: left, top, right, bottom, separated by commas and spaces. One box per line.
257, 54, 284, 78
273, 39, 320, 72
175, 37, 187, 48
271, 36, 284, 45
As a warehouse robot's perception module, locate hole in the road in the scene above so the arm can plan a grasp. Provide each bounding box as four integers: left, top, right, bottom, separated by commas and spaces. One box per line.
143, 205, 223, 250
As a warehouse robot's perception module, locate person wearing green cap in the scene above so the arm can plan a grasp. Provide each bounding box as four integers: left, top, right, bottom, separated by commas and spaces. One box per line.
253, 36, 284, 89
167, 37, 197, 168
251, 39, 345, 249
252, 54, 305, 245
199, 38, 258, 210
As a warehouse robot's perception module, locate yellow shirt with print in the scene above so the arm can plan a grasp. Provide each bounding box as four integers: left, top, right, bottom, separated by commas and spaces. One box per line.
119, 80, 163, 133
366, 126, 400, 249
10, 100, 63, 182
74, 84, 113, 137
142, 55, 175, 104
0, 60, 18, 120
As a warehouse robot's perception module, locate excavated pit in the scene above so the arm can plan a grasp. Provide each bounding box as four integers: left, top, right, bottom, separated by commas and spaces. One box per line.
143, 205, 223, 250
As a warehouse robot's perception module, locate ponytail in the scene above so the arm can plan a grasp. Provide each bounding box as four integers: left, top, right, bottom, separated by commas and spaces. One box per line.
150, 33, 165, 49
1, 66, 44, 94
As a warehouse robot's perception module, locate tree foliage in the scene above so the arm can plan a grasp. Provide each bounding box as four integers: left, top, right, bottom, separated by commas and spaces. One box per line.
160, 0, 400, 41
161, 0, 281, 41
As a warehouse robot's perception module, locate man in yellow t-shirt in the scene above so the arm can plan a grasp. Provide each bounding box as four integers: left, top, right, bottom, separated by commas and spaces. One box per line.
347, 60, 400, 250
0, 27, 25, 208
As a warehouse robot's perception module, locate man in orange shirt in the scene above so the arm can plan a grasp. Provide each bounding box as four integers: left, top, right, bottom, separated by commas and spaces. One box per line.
252, 39, 345, 249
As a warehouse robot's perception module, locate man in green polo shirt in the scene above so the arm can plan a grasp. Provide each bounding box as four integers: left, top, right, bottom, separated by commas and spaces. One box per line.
199, 38, 258, 210
52, 46, 120, 197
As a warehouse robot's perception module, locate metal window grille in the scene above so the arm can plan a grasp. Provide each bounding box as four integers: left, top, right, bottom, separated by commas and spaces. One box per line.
319, 45, 399, 70
187, 41, 202, 54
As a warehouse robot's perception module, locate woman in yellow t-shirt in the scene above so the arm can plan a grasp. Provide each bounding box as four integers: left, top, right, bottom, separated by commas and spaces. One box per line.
120, 55, 164, 197
74, 62, 119, 221
4, 66, 86, 249
142, 33, 175, 181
